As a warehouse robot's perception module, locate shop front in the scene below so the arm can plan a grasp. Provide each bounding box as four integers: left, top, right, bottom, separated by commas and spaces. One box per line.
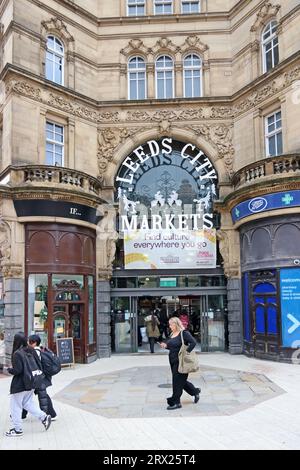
232, 197, 300, 362
25, 223, 96, 364
110, 137, 229, 353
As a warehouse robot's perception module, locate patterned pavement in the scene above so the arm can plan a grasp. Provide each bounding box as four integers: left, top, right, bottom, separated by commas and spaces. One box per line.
54, 364, 285, 418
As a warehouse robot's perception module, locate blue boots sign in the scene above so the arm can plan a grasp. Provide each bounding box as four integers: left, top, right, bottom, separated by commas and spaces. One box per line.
280, 269, 300, 348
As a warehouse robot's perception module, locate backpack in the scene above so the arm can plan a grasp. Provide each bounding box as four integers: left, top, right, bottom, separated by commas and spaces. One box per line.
20, 349, 45, 391
41, 348, 61, 377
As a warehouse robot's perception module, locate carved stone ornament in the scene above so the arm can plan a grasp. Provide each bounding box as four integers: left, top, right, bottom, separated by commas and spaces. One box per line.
98, 267, 113, 281
217, 229, 240, 279
250, 2, 281, 32
41, 17, 74, 43
181, 36, 209, 55
1, 264, 23, 279
97, 127, 149, 182
120, 39, 150, 58
106, 231, 119, 269
126, 108, 204, 122
189, 124, 235, 177
6, 80, 42, 101
0, 219, 11, 266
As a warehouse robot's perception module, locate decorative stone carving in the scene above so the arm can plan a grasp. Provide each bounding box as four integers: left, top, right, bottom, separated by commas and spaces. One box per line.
217, 229, 240, 279
250, 2, 281, 32
106, 232, 119, 269
2, 264, 23, 279
150, 37, 180, 56
97, 127, 149, 181
126, 108, 204, 122
6, 80, 41, 101
211, 107, 233, 119
181, 36, 209, 55
189, 124, 235, 177
41, 17, 75, 43
158, 120, 172, 135
232, 80, 278, 117
97, 268, 112, 281
0, 219, 11, 266
120, 39, 150, 58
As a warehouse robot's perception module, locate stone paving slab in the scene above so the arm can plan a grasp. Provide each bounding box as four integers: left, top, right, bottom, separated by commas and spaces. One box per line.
54, 364, 285, 419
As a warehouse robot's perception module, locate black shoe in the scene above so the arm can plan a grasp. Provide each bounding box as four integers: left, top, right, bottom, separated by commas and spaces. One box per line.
42, 415, 52, 431
194, 388, 201, 404
167, 404, 182, 410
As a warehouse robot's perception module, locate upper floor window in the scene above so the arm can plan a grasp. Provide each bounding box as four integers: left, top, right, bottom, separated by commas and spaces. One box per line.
156, 55, 174, 99
46, 36, 64, 85
265, 110, 282, 157
183, 54, 202, 97
262, 21, 279, 73
46, 122, 64, 166
128, 57, 147, 100
181, 0, 200, 13
127, 0, 145, 16
154, 0, 173, 15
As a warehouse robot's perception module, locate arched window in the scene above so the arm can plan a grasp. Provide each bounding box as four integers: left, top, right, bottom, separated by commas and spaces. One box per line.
262, 21, 279, 73
183, 54, 202, 97
46, 36, 64, 85
128, 57, 147, 100
155, 55, 174, 99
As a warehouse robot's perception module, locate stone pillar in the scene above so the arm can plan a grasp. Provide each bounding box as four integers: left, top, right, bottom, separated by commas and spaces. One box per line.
3, 275, 24, 366
97, 277, 111, 358
227, 277, 243, 354
217, 221, 243, 355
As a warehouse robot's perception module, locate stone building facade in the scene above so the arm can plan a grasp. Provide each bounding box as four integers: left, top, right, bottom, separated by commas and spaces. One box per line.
0, 0, 300, 364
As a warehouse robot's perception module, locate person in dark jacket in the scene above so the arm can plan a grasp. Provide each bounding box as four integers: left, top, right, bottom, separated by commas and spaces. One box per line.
22, 334, 57, 421
159, 317, 201, 410
5, 332, 51, 437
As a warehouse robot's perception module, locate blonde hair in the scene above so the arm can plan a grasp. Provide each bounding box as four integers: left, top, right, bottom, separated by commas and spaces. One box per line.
169, 316, 184, 332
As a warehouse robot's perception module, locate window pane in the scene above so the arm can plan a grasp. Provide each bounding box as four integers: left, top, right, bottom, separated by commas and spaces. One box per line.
28, 274, 49, 347
157, 79, 164, 98
277, 132, 283, 155
194, 77, 201, 97
268, 135, 276, 156
266, 50, 273, 71
46, 151, 53, 165
138, 79, 145, 99
130, 80, 137, 99
166, 78, 173, 98
185, 78, 192, 97
273, 44, 279, 67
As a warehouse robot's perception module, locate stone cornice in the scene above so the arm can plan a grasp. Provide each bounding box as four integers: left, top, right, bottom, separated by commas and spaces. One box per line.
217, 177, 300, 212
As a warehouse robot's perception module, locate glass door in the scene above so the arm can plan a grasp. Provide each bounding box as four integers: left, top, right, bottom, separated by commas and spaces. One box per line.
112, 297, 137, 353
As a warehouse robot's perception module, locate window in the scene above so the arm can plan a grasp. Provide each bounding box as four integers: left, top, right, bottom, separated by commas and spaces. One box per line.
128, 57, 147, 99
262, 21, 279, 73
156, 55, 174, 99
181, 0, 200, 13
183, 54, 202, 97
127, 0, 145, 16
46, 36, 64, 85
46, 121, 64, 166
154, 0, 173, 15
265, 110, 282, 157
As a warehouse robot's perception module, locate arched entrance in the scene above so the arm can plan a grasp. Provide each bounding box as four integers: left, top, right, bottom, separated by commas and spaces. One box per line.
110, 137, 228, 353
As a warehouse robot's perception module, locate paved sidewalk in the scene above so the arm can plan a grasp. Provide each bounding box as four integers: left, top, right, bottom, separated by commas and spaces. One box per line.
0, 353, 300, 450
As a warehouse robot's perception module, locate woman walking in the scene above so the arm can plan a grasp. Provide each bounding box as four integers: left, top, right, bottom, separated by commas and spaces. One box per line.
160, 317, 201, 410
144, 311, 160, 353
5, 332, 51, 436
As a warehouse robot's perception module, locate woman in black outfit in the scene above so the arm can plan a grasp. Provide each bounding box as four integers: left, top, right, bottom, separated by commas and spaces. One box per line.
160, 317, 201, 410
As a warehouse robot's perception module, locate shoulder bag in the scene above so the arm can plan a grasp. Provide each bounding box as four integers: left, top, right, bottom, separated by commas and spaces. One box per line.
178, 331, 200, 374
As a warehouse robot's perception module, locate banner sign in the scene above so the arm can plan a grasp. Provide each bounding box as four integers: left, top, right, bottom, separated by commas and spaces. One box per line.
14, 200, 102, 225
124, 229, 216, 270
231, 190, 300, 224
280, 268, 300, 348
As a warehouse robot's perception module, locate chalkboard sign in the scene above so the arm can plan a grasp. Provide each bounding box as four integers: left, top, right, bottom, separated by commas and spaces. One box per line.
56, 337, 74, 366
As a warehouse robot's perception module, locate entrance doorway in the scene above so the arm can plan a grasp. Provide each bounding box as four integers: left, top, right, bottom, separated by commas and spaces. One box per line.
52, 303, 84, 363
111, 294, 228, 353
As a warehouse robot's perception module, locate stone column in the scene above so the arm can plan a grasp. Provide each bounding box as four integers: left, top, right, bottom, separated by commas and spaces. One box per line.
97, 273, 112, 358
227, 277, 243, 354
2, 269, 24, 366
217, 224, 243, 355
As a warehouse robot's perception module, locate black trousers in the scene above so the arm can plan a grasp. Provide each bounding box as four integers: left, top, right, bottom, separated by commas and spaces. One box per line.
168, 361, 199, 406
22, 389, 56, 418
149, 337, 156, 353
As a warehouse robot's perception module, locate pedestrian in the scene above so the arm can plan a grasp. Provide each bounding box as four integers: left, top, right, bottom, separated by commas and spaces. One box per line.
5, 332, 52, 437
157, 301, 169, 340
179, 310, 190, 330
22, 334, 57, 421
144, 311, 160, 353
0, 331, 5, 373
159, 317, 201, 410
